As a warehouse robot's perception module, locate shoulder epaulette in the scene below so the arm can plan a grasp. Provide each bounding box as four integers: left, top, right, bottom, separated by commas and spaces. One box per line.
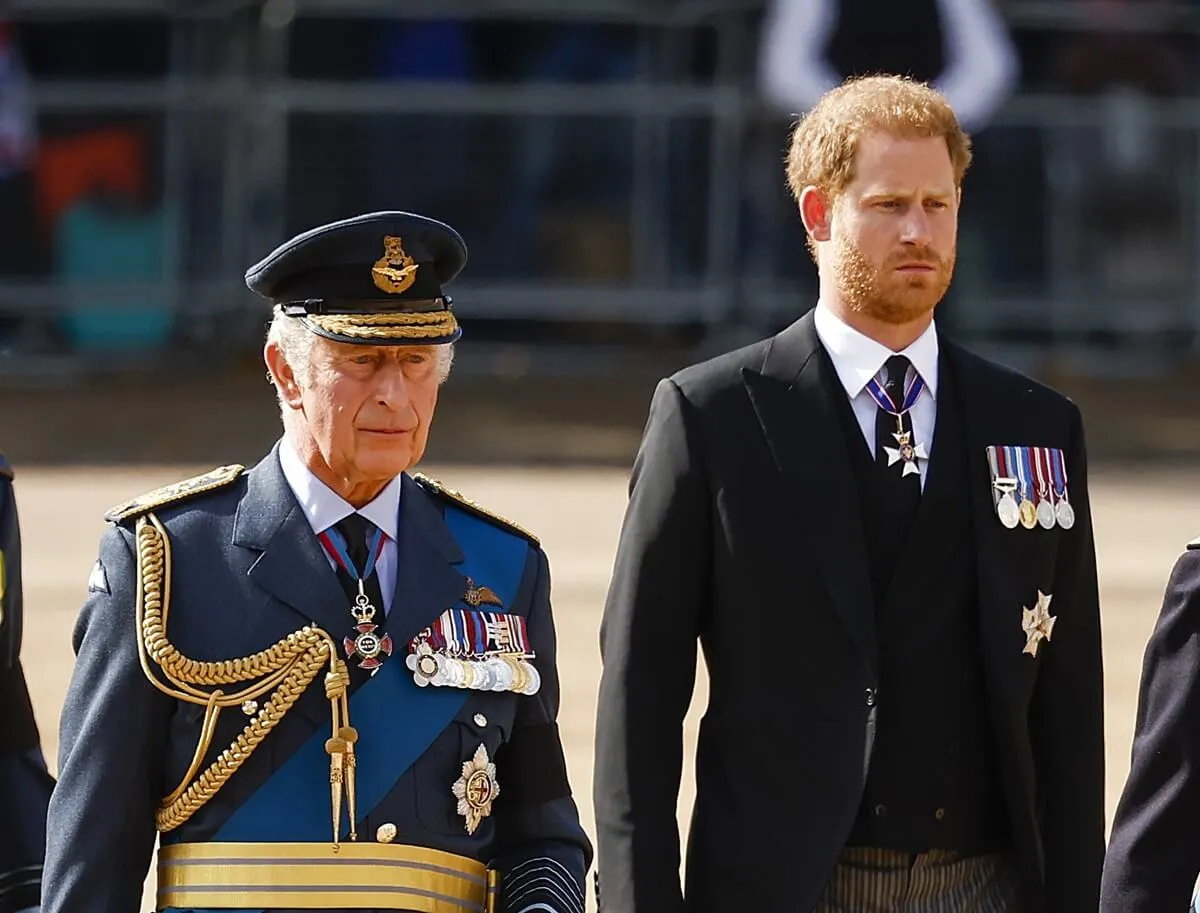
105, 464, 245, 523
412, 473, 539, 546
1188, 535, 1200, 550
0, 453, 12, 480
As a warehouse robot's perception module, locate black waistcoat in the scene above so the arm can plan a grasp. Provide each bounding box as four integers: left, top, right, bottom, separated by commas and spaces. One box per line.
827, 0, 945, 85
825, 352, 1009, 854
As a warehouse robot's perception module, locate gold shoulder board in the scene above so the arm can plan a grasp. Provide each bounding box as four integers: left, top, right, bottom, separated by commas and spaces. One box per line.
105, 464, 245, 523
412, 473, 539, 546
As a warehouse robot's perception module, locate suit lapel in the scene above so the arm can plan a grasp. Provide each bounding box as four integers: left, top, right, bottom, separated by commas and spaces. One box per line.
945, 343, 1037, 715
232, 446, 350, 638
384, 474, 467, 648
743, 311, 877, 666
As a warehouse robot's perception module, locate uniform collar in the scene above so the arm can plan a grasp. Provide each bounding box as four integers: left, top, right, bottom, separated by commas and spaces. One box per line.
813, 300, 940, 400
278, 436, 401, 541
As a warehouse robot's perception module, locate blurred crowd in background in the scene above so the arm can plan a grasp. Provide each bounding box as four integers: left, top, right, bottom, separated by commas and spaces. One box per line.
0, 0, 1197, 377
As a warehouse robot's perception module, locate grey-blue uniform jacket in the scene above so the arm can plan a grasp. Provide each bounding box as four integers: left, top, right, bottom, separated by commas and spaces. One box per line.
0, 453, 55, 913
42, 446, 591, 913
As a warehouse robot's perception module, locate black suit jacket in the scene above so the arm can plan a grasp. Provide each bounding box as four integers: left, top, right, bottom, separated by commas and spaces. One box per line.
1100, 543, 1200, 912
0, 455, 54, 913
593, 311, 1104, 913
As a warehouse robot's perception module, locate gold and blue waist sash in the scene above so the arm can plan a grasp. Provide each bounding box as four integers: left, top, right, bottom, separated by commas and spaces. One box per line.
157, 842, 497, 913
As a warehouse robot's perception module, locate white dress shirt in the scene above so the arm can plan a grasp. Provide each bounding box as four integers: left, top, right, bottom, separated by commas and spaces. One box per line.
813, 302, 939, 489
278, 438, 401, 613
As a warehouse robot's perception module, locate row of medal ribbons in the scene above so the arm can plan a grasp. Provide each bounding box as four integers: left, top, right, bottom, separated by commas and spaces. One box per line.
404, 608, 541, 696
985, 445, 1075, 531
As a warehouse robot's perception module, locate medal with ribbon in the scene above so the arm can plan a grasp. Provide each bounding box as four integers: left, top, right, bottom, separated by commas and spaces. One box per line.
986, 445, 1020, 529
1032, 447, 1057, 529
866, 366, 927, 477
987, 444, 1075, 532
1049, 448, 1075, 530
407, 608, 540, 696
318, 522, 394, 671
1010, 446, 1038, 530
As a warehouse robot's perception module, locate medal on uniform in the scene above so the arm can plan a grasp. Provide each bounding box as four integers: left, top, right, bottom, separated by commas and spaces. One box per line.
987, 446, 1020, 529
866, 365, 927, 478
1049, 448, 1075, 530
407, 641, 442, 686
1033, 447, 1057, 530
1021, 590, 1056, 657
1010, 446, 1038, 530
407, 607, 540, 695
1057, 499, 1075, 530
996, 479, 1020, 529
1019, 500, 1037, 529
319, 522, 394, 671
452, 743, 500, 835
1016, 448, 1038, 530
343, 582, 393, 671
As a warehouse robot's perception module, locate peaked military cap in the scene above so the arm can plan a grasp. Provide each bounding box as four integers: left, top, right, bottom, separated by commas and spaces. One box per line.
245, 211, 467, 345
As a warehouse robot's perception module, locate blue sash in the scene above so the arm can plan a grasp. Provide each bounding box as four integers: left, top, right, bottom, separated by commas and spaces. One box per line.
162, 504, 528, 910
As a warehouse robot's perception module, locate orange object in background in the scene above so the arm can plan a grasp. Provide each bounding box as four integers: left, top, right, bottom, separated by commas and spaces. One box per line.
33, 126, 145, 238
33, 124, 172, 351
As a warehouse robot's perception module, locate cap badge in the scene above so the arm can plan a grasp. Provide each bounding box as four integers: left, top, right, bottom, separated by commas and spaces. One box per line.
371, 236, 419, 295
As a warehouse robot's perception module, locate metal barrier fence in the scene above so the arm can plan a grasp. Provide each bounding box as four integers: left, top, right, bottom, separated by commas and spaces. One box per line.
0, 0, 1197, 379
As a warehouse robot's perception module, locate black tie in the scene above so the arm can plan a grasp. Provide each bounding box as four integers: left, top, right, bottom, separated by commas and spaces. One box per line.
874, 356, 922, 481
873, 355, 922, 543
332, 513, 387, 622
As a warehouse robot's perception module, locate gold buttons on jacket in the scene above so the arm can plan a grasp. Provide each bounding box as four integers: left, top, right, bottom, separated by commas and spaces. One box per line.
376, 823, 397, 844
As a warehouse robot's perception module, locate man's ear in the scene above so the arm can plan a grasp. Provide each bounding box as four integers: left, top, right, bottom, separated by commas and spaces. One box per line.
264, 340, 304, 409
799, 186, 833, 243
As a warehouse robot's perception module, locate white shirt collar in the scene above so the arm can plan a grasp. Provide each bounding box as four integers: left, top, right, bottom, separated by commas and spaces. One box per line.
813, 300, 940, 400
278, 437, 401, 541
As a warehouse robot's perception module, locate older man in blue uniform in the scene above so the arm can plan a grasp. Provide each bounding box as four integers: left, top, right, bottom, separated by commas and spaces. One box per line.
42, 211, 591, 913
0, 454, 55, 913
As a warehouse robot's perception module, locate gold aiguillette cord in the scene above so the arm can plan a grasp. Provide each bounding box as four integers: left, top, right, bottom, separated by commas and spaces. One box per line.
323, 659, 359, 846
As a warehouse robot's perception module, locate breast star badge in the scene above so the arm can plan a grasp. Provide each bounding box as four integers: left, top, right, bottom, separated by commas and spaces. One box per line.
1021, 590, 1056, 657
452, 743, 499, 835
884, 430, 928, 477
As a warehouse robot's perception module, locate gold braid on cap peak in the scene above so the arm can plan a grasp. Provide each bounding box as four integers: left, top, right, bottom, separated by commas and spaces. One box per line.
306, 310, 458, 341
134, 514, 359, 845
